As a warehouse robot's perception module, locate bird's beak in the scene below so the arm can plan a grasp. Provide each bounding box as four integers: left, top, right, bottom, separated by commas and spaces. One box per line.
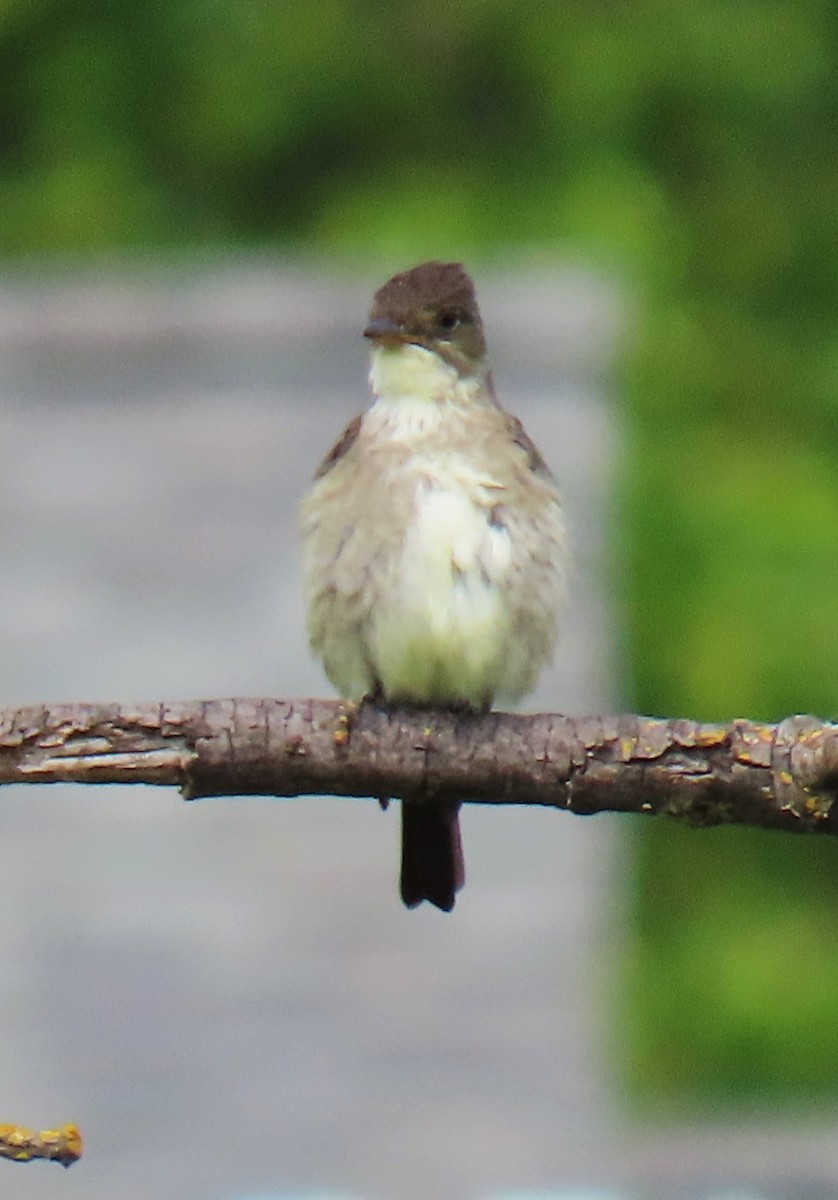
363, 316, 410, 343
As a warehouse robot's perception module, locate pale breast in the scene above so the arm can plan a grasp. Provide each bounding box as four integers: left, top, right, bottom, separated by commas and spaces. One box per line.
300, 365, 568, 706
365, 466, 514, 706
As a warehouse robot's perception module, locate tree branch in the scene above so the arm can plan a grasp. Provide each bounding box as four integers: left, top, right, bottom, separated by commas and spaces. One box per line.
0, 1123, 82, 1168
1, 699, 837, 835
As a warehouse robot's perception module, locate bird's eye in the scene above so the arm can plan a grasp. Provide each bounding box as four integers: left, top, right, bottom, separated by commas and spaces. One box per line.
437, 311, 462, 332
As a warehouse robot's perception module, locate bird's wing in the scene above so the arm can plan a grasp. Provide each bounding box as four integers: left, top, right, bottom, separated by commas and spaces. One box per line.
313, 413, 363, 479
503, 412, 553, 479
484, 371, 555, 482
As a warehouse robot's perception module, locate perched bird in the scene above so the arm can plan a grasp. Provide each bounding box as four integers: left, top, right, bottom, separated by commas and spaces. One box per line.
299, 261, 568, 910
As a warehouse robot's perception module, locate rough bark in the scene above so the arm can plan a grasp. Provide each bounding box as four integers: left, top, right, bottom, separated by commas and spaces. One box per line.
1, 699, 837, 834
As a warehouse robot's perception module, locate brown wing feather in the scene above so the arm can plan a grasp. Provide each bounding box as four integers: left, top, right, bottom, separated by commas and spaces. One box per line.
485, 373, 554, 481
505, 412, 553, 479
314, 413, 362, 479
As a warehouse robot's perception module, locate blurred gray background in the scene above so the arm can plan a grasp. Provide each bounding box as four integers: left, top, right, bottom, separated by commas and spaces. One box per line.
0, 261, 827, 1200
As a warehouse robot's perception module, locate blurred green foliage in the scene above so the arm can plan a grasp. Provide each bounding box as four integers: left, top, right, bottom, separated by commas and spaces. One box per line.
2, 0, 838, 1106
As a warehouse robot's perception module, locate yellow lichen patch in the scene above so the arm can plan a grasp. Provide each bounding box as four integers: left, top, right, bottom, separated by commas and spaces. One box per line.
0, 1122, 82, 1167
734, 724, 774, 765
694, 726, 728, 747
332, 708, 352, 748
803, 791, 834, 820
619, 736, 636, 760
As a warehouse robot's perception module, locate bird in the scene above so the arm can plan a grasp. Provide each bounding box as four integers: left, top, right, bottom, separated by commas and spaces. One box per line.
299, 261, 568, 910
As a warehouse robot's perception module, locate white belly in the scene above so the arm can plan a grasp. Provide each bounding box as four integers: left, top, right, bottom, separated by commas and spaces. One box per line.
370, 482, 514, 707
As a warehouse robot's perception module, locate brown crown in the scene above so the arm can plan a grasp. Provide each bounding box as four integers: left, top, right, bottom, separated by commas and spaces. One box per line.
370, 261, 480, 327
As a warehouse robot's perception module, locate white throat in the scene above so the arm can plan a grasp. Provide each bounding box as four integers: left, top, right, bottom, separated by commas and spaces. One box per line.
369, 343, 466, 404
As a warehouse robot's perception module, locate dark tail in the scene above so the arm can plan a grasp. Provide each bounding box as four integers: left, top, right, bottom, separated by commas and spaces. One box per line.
400, 801, 465, 912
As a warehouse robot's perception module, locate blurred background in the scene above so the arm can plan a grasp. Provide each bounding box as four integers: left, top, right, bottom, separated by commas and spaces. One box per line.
1, 2, 838, 1198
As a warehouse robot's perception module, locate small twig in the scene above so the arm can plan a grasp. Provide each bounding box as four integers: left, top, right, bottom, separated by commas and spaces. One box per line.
0, 1123, 82, 1167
